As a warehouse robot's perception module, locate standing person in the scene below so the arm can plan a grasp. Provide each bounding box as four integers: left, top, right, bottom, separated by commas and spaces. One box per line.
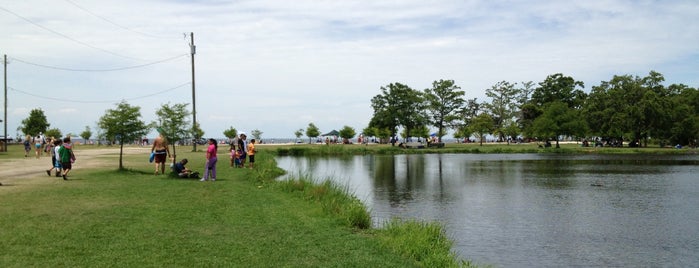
231, 142, 238, 167
247, 138, 256, 169
151, 133, 170, 175
23, 135, 31, 157
201, 138, 218, 182
58, 137, 74, 180
237, 132, 247, 168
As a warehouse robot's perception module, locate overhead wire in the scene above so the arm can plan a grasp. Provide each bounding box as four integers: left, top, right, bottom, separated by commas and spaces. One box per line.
62, 0, 178, 40
9, 54, 188, 72
8, 82, 192, 103
0, 5, 146, 61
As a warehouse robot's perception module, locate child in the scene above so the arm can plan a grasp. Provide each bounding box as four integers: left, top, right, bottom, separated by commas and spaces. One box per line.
231, 145, 238, 167
247, 139, 256, 169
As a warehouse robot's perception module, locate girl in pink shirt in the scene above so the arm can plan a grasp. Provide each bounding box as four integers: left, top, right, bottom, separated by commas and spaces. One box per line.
201, 138, 218, 182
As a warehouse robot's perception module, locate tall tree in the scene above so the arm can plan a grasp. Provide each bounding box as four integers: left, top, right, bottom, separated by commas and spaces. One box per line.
155, 102, 191, 162
98, 101, 149, 169
369, 83, 426, 140
531, 73, 586, 109
424, 79, 465, 142
223, 126, 238, 140
306, 123, 320, 144
483, 81, 520, 142
20, 108, 50, 136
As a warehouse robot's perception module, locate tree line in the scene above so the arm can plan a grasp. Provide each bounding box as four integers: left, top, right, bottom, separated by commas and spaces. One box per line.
365, 71, 699, 147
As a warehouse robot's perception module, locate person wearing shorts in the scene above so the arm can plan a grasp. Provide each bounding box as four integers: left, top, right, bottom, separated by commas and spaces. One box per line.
247, 139, 256, 169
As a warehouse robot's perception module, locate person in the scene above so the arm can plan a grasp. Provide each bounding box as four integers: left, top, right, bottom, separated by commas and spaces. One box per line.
201, 138, 218, 182
237, 132, 247, 168
230, 142, 238, 167
34, 134, 44, 158
151, 133, 171, 175
23, 135, 31, 157
172, 158, 198, 178
247, 138, 256, 169
45, 138, 62, 177
52, 139, 63, 177
58, 136, 74, 180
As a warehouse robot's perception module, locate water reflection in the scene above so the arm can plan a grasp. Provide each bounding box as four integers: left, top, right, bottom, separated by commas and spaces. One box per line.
276, 154, 699, 267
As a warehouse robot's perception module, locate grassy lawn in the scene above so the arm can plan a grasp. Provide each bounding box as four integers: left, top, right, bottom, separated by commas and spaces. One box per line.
0, 144, 467, 267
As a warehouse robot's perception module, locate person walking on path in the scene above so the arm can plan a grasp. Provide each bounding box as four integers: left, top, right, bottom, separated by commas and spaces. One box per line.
247, 138, 256, 169
23, 135, 32, 157
58, 136, 74, 180
150, 133, 171, 175
201, 138, 218, 182
33, 134, 44, 158
45, 138, 62, 177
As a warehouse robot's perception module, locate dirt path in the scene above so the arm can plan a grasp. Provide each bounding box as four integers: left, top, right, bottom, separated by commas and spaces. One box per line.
0, 147, 151, 191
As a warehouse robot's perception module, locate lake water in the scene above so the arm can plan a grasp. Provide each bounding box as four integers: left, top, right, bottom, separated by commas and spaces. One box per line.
276, 153, 699, 267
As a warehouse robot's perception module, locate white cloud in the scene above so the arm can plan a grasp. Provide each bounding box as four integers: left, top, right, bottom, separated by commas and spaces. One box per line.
1, 0, 698, 139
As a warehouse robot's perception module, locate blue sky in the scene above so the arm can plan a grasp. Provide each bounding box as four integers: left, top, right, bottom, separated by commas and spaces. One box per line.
2, 0, 698, 140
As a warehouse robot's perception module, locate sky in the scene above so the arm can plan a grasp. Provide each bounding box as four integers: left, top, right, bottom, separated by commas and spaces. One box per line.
2, 0, 698, 141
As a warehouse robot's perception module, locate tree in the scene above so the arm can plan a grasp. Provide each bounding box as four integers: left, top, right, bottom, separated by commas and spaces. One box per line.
20, 108, 50, 136
223, 126, 238, 140
424, 79, 465, 142
531, 73, 586, 109
45, 128, 63, 140
98, 101, 149, 169
306, 123, 320, 144
469, 113, 495, 146
191, 122, 204, 148
251, 129, 263, 141
80, 126, 92, 145
155, 102, 191, 162
338, 125, 356, 143
294, 128, 303, 142
369, 83, 427, 141
531, 101, 588, 148
362, 126, 377, 143
483, 81, 521, 142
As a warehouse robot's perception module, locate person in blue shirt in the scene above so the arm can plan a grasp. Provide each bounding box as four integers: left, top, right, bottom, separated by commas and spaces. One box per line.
173, 158, 197, 178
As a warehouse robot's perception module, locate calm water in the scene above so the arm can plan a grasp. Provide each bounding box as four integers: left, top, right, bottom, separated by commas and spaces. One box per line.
276, 154, 699, 267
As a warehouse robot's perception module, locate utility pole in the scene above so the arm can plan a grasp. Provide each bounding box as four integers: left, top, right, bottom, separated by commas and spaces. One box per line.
3, 54, 7, 152
189, 32, 197, 152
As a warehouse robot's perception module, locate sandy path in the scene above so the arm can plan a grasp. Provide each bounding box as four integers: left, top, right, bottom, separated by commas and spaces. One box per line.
0, 146, 151, 191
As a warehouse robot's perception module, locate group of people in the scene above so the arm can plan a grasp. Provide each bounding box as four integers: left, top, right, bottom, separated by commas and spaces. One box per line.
230, 132, 256, 169
150, 132, 256, 182
43, 136, 75, 180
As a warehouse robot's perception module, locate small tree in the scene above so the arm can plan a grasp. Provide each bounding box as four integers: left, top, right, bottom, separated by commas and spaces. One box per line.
306, 123, 320, 144
155, 103, 191, 162
223, 127, 238, 140
251, 129, 263, 141
191, 122, 204, 150
44, 128, 63, 141
338, 125, 356, 144
80, 126, 92, 145
469, 113, 495, 146
98, 101, 149, 169
294, 129, 303, 142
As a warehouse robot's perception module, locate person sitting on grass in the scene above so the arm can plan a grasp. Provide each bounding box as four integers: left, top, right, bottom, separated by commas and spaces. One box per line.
172, 158, 198, 178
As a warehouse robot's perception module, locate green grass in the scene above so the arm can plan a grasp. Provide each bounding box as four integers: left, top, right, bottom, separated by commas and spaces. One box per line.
0, 145, 472, 267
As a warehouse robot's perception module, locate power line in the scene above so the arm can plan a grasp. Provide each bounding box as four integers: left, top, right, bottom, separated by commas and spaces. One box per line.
0, 5, 144, 61
63, 0, 178, 40
9, 54, 188, 72
8, 82, 191, 103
